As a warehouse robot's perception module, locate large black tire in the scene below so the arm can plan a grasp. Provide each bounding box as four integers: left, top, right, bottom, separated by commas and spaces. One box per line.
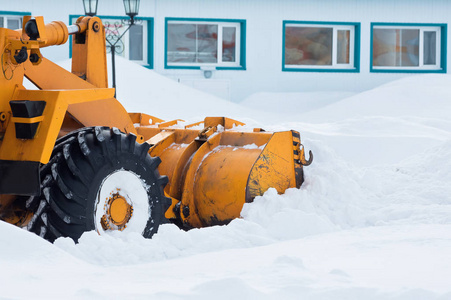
26, 127, 171, 243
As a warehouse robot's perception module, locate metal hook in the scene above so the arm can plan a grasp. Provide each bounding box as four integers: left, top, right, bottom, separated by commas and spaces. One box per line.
299, 144, 313, 166
301, 150, 313, 166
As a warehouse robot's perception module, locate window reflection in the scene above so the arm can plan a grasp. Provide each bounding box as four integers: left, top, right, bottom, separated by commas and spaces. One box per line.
423, 31, 436, 65
129, 24, 143, 61
7, 19, 20, 30
0, 16, 23, 30
167, 21, 241, 66
222, 27, 236, 62
197, 25, 218, 63
167, 24, 218, 63
337, 30, 350, 64
285, 27, 333, 66
168, 24, 197, 62
373, 29, 419, 67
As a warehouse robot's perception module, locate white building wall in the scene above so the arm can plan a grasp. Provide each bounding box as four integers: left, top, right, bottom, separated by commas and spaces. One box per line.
151, 0, 451, 101
2, 0, 451, 102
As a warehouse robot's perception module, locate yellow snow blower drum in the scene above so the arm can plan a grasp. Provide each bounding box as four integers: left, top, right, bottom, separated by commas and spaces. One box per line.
139, 117, 312, 229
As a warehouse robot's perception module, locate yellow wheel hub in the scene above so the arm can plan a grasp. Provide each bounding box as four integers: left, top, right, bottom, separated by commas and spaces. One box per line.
100, 193, 133, 231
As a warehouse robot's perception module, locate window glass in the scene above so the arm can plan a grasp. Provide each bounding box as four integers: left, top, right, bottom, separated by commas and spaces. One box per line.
373, 28, 420, 67
7, 18, 21, 30
197, 24, 218, 63
285, 27, 333, 65
0, 16, 23, 30
424, 31, 436, 65
337, 30, 350, 64
129, 24, 143, 61
167, 21, 241, 67
372, 25, 443, 71
167, 24, 218, 63
222, 27, 236, 62
168, 24, 197, 63
284, 23, 356, 70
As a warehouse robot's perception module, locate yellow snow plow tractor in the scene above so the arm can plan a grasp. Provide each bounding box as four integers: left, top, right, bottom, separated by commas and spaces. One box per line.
0, 16, 312, 242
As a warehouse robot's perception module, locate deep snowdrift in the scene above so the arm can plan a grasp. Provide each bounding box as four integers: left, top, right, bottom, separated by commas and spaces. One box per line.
3, 58, 451, 299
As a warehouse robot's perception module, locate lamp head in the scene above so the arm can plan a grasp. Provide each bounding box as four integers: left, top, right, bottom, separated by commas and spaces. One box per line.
123, 0, 140, 24
83, 0, 98, 16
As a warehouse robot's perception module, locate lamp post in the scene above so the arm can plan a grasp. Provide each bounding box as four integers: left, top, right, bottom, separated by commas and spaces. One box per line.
82, 0, 140, 97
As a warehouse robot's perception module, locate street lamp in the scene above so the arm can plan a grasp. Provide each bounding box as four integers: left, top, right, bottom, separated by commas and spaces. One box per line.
82, 0, 98, 17
123, 0, 140, 25
82, 0, 141, 97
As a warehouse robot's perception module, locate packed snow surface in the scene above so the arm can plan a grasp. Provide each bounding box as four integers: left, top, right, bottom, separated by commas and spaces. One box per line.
3, 57, 451, 299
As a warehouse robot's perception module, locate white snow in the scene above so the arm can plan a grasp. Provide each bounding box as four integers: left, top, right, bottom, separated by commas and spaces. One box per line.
2, 56, 451, 299
94, 170, 150, 235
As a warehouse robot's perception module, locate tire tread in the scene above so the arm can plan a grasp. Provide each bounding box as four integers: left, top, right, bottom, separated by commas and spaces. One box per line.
27, 127, 169, 243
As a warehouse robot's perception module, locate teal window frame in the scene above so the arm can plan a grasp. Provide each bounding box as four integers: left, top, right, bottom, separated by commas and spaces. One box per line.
69, 15, 154, 69
165, 17, 246, 70
370, 22, 447, 73
282, 21, 361, 73
0, 11, 31, 29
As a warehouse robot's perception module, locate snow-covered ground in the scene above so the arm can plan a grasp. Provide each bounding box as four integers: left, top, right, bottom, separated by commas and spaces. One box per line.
3, 57, 451, 299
